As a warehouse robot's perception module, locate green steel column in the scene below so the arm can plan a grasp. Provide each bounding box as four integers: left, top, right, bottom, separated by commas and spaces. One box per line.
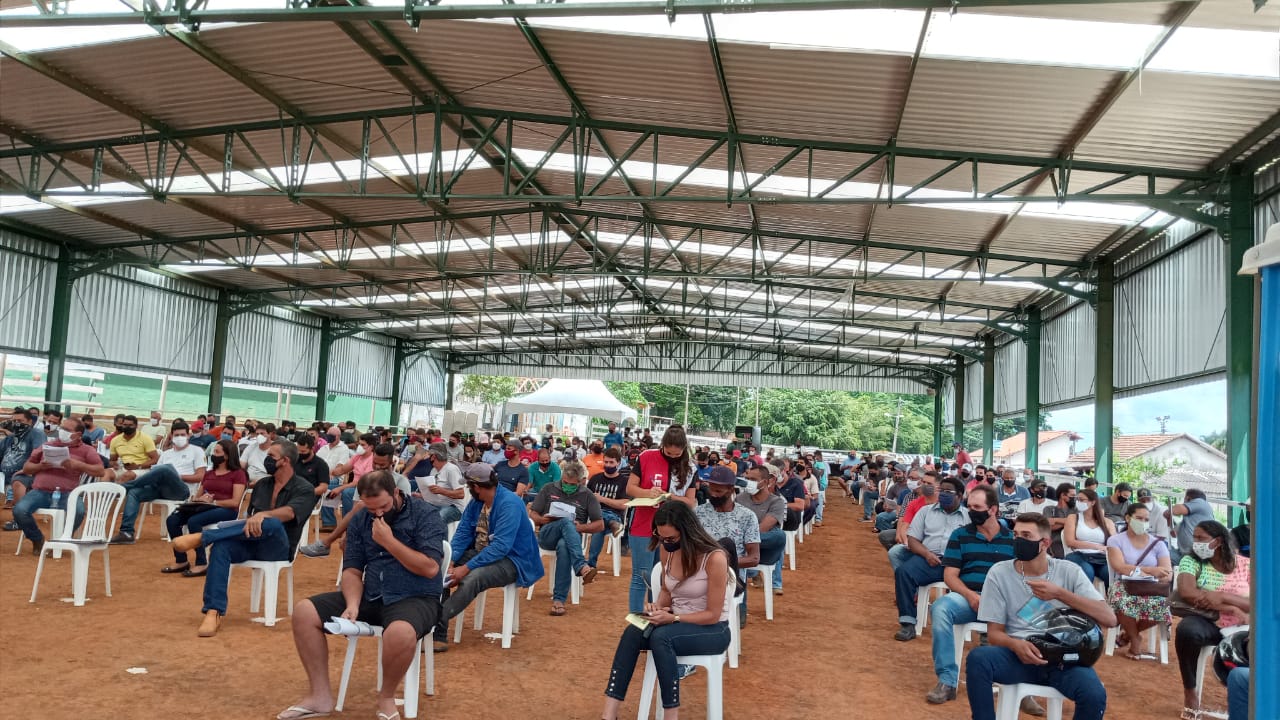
1094, 260, 1115, 487
932, 381, 943, 457
44, 246, 74, 410
953, 355, 966, 451
444, 369, 456, 411
1024, 306, 1042, 471
208, 289, 231, 414
1225, 167, 1255, 519
316, 317, 333, 423
389, 338, 405, 430
982, 335, 995, 463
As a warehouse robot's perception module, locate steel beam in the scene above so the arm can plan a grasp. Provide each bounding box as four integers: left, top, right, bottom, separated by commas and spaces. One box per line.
389, 337, 405, 430
316, 317, 333, 422
1093, 260, 1115, 487
981, 335, 995, 463
44, 246, 74, 409
1225, 167, 1254, 522
208, 288, 231, 414
953, 354, 965, 450
932, 379, 943, 457
1024, 306, 1042, 472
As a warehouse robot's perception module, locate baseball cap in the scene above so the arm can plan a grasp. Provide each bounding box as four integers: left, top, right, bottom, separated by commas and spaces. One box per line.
1136, 487, 1153, 499
464, 463, 496, 484
340, 432, 356, 444
962, 463, 974, 472
732, 450, 742, 458
191, 420, 205, 431
952, 442, 962, 448
427, 442, 449, 460
506, 438, 522, 448
706, 465, 737, 485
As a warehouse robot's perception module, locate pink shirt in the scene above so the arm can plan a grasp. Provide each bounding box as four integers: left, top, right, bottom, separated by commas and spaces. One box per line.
29, 441, 102, 492
351, 452, 374, 481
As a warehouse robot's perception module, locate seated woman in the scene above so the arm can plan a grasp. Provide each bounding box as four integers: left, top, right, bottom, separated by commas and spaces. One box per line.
1174, 520, 1250, 719
1063, 488, 1116, 587
162, 439, 246, 577
1105, 503, 1172, 659
601, 502, 733, 720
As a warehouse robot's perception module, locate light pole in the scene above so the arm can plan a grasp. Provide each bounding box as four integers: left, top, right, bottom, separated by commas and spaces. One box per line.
885, 397, 906, 454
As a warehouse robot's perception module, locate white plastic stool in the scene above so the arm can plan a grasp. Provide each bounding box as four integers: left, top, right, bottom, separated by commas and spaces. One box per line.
453, 582, 521, 649
636, 651, 725, 720
915, 581, 949, 636
995, 683, 1065, 720
527, 546, 584, 604
14, 508, 66, 559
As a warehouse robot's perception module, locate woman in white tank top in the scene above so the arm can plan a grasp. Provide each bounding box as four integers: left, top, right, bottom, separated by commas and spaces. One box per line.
1063, 488, 1118, 588
601, 502, 734, 720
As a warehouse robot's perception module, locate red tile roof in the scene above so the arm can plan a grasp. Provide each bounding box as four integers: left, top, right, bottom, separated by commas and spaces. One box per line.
971, 430, 1079, 463
1066, 433, 1224, 465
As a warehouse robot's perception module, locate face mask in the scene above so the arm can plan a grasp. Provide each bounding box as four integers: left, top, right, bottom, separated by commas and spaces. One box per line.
660, 539, 680, 553
355, 446, 367, 456
1065, 498, 1077, 509
122, 427, 137, 436
920, 484, 937, 498
538, 460, 550, 469
171, 435, 189, 449
448, 440, 457, 447
1192, 541, 1216, 560
263, 456, 279, 475
960, 470, 971, 478
221, 432, 232, 441
298, 450, 311, 460
1128, 519, 1148, 535
1013, 537, 1043, 562
1077, 501, 1091, 513
1031, 490, 1045, 499
150, 418, 159, 426
907, 480, 920, 490
523, 444, 532, 450
377, 494, 403, 526
1003, 479, 1015, 487
211, 454, 227, 467
603, 464, 619, 475
493, 443, 502, 450
504, 449, 518, 459
561, 483, 579, 494
708, 493, 730, 508
1119, 495, 1132, 503
744, 480, 759, 494
937, 491, 958, 510
57, 428, 74, 443
967, 509, 991, 525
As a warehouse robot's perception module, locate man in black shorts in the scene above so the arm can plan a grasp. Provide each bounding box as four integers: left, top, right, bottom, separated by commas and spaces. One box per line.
279, 470, 446, 720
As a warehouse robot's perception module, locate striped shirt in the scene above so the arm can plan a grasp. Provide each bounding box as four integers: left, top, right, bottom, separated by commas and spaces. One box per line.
943, 523, 1017, 592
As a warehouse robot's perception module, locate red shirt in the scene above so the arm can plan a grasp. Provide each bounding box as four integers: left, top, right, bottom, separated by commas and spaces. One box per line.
28, 441, 103, 492
202, 468, 248, 500
955, 449, 973, 466
902, 495, 934, 525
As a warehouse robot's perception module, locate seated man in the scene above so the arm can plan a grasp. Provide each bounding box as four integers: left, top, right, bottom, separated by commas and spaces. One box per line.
493, 439, 531, 497
772, 460, 807, 596
110, 420, 207, 544
299, 443, 412, 558
238, 424, 277, 483
893, 476, 970, 641
1, 406, 47, 519
529, 459, 602, 616
925, 485, 1015, 705
965, 513, 1116, 720
586, 447, 629, 569
736, 464, 785, 590
170, 439, 318, 637
292, 433, 331, 494
281, 470, 445, 720
527, 447, 562, 498
886, 470, 940, 569
434, 463, 543, 651
314, 428, 353, 530
11, 417, 105, 553
105, 414, 159, 483
695, 465, 760, 625
414, 442, 467, 525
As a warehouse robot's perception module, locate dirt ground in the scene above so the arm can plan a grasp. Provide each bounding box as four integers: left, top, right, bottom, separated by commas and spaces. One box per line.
0, 495, 1221, 720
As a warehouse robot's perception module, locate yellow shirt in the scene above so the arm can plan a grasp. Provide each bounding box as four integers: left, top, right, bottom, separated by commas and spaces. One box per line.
110, 432, 156, 466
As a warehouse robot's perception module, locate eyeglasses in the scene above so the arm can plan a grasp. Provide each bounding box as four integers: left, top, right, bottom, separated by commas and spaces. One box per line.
656, 534, 680, 544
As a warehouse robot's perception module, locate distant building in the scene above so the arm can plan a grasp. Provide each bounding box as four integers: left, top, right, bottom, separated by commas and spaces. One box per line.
1063, 433, 1229, 496
971, 430, 1082, 468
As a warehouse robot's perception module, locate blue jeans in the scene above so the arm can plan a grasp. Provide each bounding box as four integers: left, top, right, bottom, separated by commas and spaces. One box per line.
815, 491, 825, 521
340, 486, 358, 516
588, 509, 623, 567
862, 491, 879, 520
1228, 667, 1249, 720
199, 517, 291, 614
965, 645, 1107, 720
757, 527, 786, 567
119, 464, 190, 534
888, 543, 912, 571
434, 504, 462, 525
1064, 552, 1110, 588
931, 591, 979, 687
166, 506, 237, 565
12, 488, 85, 543
320, 477, 341, 526
894, 553, 945, 625
538, 518, 589, 603
875, 510, 898, 532
606, 622, 731, 709
628, 533, 657, 614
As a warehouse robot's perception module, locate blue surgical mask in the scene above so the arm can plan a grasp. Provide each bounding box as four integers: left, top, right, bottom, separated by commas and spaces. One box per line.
938, 491, 958, 510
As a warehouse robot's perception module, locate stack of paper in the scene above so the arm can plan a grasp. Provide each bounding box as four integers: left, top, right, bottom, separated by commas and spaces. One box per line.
626, 493, 670, 508
324, 616, 378, 636
42, 445, 70, 467
548, 501, 578, 520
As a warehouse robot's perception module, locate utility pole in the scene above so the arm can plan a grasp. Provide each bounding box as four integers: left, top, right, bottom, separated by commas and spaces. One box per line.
734, 386, 740, 426
754, 387, 760, 425
886, 397, 906, 454
1156, 415, 1171, 434
683, 384, 691, 426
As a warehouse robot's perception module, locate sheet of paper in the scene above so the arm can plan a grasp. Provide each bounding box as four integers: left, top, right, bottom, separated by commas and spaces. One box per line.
320, 495, 342, 509
41, 445, 70, 467
625, 613, 653, 631
323, 616, 378, 637
548, 501, 578, 520
626, 494, 669, 508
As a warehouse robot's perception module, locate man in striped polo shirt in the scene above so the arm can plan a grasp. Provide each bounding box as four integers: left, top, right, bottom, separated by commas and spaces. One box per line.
926, 484, 1016, 706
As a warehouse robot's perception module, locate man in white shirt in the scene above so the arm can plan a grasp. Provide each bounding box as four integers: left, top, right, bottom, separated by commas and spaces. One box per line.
315, 427, 354, 529
1016, 479, 1055, 516
110, 421, 206, 544
142, 410, 168, 447
412, 443, 467, 525
1136, 487, 1172, 544
239, 424, 273, 484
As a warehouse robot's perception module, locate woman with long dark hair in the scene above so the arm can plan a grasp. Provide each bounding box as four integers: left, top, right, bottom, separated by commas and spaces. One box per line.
1063, 487, 1116, 587
1174, 520, 1250, 717
161, 439, 246, 577
601, 502, 732, 720
625, 425, 697, 613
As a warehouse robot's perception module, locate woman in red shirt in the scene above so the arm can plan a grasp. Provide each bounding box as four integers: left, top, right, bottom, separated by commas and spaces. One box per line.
624, 425, 698, 614
162, 439, 246, 577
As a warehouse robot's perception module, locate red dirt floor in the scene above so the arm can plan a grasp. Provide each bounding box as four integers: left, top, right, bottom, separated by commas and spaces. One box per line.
0, 494, 1214, 720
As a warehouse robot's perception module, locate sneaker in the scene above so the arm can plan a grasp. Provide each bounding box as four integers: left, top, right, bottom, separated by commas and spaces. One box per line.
2, 521, 20, 532
773, 588, 784, 596
1020, 697, 1046, 717
677, 664, 697, 680
433, 640, 449, 654
894, 624, 917, 642
298, 542, 330, 558
109, 530, 135, 545
926, 682, 957, 704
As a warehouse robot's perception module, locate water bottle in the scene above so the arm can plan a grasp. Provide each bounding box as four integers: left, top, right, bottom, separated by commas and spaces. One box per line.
51, 486, 62, 509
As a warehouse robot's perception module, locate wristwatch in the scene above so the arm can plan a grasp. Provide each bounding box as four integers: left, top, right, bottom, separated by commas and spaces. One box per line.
673, 614, 681, 623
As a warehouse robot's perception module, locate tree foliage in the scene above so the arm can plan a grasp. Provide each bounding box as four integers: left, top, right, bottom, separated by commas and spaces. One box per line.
458, 375, 517, 424
1199, 430, 1227, 452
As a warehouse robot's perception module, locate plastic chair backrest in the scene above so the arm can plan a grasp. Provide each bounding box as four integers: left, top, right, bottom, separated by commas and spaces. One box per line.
442, 539, 452, 576
650, 560, 735, 617
61, 482, 125, 542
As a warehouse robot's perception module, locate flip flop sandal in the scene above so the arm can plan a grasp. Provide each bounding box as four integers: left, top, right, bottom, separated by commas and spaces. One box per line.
276, 706, 331, 720
160, 564, 190, 574
376, 712, 400, 720
1179, 708, 1201, 720
550, 602, 567, 616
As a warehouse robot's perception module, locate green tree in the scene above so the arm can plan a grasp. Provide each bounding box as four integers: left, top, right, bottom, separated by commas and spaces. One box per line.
459, 375, 517, 426
1199, 430, 1227, 452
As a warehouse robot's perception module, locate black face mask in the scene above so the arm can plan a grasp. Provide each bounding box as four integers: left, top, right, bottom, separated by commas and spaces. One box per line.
211, 455, 227, 467
968, 509, 991, 525
603, 465, 619, 475
539, 461, 550, 469
122, 427, 136, 436
377, 493, 403, 526
660, 539, 680, 553
1013, 537, 1043, 562
1066, 498, 1077, 510
263, 456, 279, 475
708, 493, 730, 508
298, 451, 312, 460
1003, 479, 1016, 487
1031, 490, 1046, 499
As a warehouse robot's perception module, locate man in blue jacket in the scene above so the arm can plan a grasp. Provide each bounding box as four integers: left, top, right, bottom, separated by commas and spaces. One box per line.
434, 462, 543, 651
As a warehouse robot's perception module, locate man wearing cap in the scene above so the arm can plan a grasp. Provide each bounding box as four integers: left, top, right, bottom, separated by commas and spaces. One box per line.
529, 459, 602, 616
187, 420, 217, 451
493, 438, 530, 497
435, 462, 544, 651
952, 442, 973, 468
1136, 487, 1172, 544
1016, 479, 1055, 516
738, 464, 785, 592
695, 465, 761, 625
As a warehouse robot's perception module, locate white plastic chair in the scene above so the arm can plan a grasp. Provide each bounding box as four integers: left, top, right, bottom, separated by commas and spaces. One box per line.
994, 683, 1065, 720
228, 539, 301, 627
526, 517, 583, 604
452, 581, 521, 649
1101, 555, 1169, 664
29, 483, 125, 607
138, 486, 195, 540
15, 508, 66, 559
635, 562, 732, 720
753, 563, 777, 620
1195, 625, 1248, 707
783, 528, 798, 570
952, 621, 988, 680
915, 581, 949, 636
335, 541, 449, 719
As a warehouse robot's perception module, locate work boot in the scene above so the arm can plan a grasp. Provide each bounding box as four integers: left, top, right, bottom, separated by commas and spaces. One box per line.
109, 530, 136, 545
926, 682, 957, 704
894, 623, 917, 641
197, 610, 222, 638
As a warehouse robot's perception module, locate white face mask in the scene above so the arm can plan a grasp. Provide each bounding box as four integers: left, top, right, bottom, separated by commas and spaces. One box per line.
57, 428, 74, 443
492, 443, 502, 451
1076, 501, 1091, 513
171, 435, 189, 449
1128, 519, 1148, 536
744, 480, 759, 494
1192, 541, 1216, 560
355, 445, 367, 456
907, 480, 920, 491
150, 418, 160, 426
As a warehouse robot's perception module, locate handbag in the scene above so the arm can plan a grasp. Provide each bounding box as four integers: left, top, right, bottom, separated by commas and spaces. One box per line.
1119, 539, 1171, 598
1169, 559, 1220, 621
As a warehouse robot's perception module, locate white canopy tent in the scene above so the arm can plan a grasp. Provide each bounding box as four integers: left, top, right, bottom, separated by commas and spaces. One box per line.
504, 379, 638, 423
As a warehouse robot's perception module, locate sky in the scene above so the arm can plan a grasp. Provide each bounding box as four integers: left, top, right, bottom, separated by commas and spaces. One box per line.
1044, 379, 1226, 450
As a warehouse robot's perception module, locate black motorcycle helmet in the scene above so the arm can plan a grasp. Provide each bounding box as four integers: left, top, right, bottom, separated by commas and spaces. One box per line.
1213, 629, 1250, 686
1025, 609, 1104, 668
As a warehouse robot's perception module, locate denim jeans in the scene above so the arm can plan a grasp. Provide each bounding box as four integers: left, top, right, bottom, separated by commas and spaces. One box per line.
1228, 667, 1249, 720
930, 591, 979, 686
119, 464, 190, 533
965, 645, 1107, 720
588, 509, 623, 567
862, 490, 879, 520
757, 527, 786, 567
628, 534, 658, 614
340, 486, 359, 516
200, 517, 291, 614
815, 490, 826, 521
538, 517, 588, 603
605, 622, 731, 709
887, 543, 912, 572
1064, 551, 1109, 588
435, 548, 519, 642
12, 488, 85, 543
166, 506, 237, 565
875, 510, 898, 532
433, 504, 462, 526
894, 553, 945, 624
320, 477, 341, 526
